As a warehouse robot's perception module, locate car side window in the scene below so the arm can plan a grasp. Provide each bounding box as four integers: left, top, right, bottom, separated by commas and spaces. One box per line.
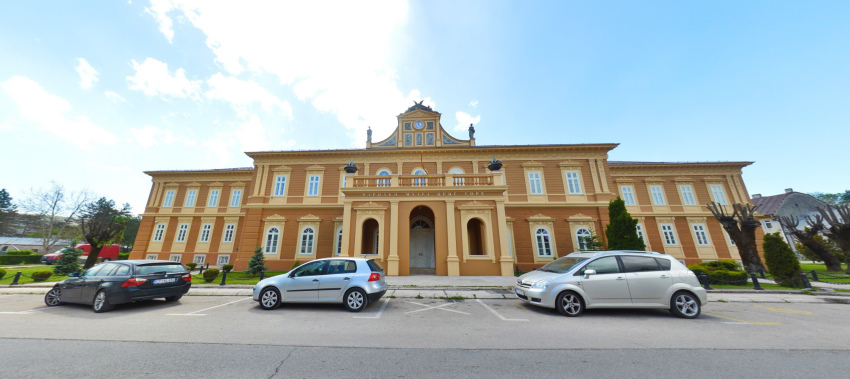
655, 258, 672, 271
291, 261, 328, 277
621, 256, 661, 273
82, 265, 106, 277
327, 260, 357, 275
110, 265, 131, 276
98, 264, 119, 276
581, 257, 620, 275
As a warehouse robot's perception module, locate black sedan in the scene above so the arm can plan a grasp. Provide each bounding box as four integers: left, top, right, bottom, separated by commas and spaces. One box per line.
44, 260, 192, 312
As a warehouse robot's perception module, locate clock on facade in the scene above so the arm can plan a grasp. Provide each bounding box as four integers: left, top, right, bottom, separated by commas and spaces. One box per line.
414, 120, 424, 129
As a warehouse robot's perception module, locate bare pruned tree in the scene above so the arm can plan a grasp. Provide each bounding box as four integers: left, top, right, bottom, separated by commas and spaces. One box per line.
706, 202, 765, 273
20, 181, 91, 253
779, 215, 843, 272
811, 204, 850, 273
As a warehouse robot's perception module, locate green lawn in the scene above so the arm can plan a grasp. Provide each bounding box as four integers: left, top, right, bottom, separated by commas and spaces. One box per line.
0, 265, 70, 285
798, 263, 850, 284
190, 270, 288, 286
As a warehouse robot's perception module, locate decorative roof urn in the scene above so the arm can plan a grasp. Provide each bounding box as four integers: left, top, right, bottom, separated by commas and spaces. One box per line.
487, 157, 503, 171
344, 160, 359, 174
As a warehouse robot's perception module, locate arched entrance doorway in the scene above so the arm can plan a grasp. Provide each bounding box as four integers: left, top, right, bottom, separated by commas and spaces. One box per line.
409, 206, 435, 275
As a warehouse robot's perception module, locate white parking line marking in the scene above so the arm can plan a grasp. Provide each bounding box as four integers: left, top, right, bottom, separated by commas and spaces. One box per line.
167, 297, 251, 316
404, 301, 470, 315
476, 299, 528, 321
354, 298, 391, 319
0, 306, 52, 315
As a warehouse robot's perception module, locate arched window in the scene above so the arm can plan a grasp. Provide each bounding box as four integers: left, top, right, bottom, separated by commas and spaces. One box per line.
576, 228, 592, 250
264, 227, 280, 254
335, 228, 343, 256
361, 219, 379, 255
377, 169, 391, 187
413, 168, 426, 187
449, 168, 465, 186
535, 228, 552, 257
299, 227, 315, 255
411, 220, 430, 229
467, 218, 485, 255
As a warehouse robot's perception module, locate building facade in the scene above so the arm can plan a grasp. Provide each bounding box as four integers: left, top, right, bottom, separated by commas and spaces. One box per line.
130, 103, 755, 276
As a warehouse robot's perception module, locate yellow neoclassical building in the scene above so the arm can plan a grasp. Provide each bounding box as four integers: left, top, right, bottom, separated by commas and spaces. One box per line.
130, 102, 754, 276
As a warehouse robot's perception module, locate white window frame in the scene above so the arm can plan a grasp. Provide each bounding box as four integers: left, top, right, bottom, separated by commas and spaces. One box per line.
377, 169, 391, 187
412, 168, 426, 187
162, 190, 175, 207
335, 228, 343, 256
576, 228, 592, 250
621, 186, 636, 205
145, 254, 158, 260
636, 224, 646, 244
265, 227, 280, 254
710, 185, 728, 205
184, 190, 196, 207
565, 171, 582, 194
223, 224, 235, 243
528, 172, 543, 195
650, 185, 666, 205
199, 224, 212, 243
661, 224, 677, 245
692, 224, 710, 246
307, 175, 320, 196
169, 254, 181, 262
193, 254, 206, 264
679, 185, 696, 206
299, 227, 315, 255
230, 189, 242, 207
763, 220, 773, 229
217, 255, 230, 265
153, 224, 166, 242
208, 190, 220, 207
273, 175, 287, 197
534, 227, 552, 257
176, 224, 189, 242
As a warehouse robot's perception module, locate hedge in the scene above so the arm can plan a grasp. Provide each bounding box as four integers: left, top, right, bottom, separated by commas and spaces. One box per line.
5, 250, 35, 256
203, 268, 220, 282
0, 255, 43, 265
31, 271, 53, 281
688, 260, 749, 285
0, 268, 6, 280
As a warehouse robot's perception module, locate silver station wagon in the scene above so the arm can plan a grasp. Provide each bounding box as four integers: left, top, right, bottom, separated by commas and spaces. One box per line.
515, 251, 707, 318
253, 257, 387, 312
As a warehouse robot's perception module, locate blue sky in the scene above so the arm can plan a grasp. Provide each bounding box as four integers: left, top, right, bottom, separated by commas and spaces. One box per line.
1, 0, 848, 214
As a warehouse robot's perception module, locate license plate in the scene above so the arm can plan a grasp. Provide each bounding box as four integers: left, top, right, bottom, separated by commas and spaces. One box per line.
515, 289, 525, 296
153, 278, 177, 285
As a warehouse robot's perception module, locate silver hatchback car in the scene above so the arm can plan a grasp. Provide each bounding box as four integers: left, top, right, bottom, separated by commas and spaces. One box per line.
515, 251, 707, 318
253, 257, 387, 312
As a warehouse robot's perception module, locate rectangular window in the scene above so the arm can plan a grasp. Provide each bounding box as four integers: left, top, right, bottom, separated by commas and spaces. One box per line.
763, 220, 773, 229
273, 176, 287, 197
184, 190, 196, 207
650, 186, 666, 205
146, 254, 158, 260
223, 224, 235, 243
163, 190, 175, 207
565, 172, 582, 194
169, 254, 181, 262
217, 255, 230, 265
710, 185, 728, 205
193, 255, 206, 264
528, 172, 543, 195
679, 185, 696, 205
621, 186, 636, 205
199, 224, 212, 243
661, 224, 677, 245
208, 190, 220, 207
335, 228, 343, 256
230, 189, 242, 207
692, 224, 710, 246
153, 224, 166, 242
636, 224, 646, 243
176, 224, 189, 242
307, 175, 320, 196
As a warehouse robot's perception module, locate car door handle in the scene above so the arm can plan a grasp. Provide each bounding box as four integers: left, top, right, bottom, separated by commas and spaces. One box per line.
312, 279, 319, 282
617, 277, 625, 280
343, 277, 351, 280
660, 275, 668, 278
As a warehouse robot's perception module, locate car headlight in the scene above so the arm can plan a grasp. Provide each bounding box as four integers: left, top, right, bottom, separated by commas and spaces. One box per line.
532, 280, 550, 290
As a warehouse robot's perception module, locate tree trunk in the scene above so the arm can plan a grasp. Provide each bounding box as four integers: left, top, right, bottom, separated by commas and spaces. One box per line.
83, 244, 102, 269
706, 202, 766, 273
738, 220, 765, 274
795, 233, 843, 271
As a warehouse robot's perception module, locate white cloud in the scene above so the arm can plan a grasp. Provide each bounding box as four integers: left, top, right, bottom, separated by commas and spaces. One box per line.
1, 76, 117, 150
454, 111, 481, 133
76, 58, 99, 89
126, 57, 201, 99
104, 90, 127, 103
469, 100, 478, 108
205, 73, 292, 117
147, 0, 417, 147
129, 125, 193, 148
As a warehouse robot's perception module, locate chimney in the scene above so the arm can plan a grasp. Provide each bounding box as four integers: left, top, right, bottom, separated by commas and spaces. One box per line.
785, 188, 793, 193
752, 194, 761, 198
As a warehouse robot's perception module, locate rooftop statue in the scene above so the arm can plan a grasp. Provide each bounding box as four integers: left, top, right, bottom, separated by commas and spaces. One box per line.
405, 100, 433, 113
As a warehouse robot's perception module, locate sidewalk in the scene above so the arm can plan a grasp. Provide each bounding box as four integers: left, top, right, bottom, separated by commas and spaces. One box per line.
3, 276, 847, 304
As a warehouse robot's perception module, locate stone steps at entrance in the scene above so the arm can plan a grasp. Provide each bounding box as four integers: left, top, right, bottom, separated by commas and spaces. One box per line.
409, 268, 436, 276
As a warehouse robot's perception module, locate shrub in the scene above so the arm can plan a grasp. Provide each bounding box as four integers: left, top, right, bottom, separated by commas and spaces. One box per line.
247, 247, 266, 275
31, 271, 53, 281
291, 260, 301, 270
222, 264, 234, 273
53, 248, 82, 276
0, 255, 42, 265
203, 268, 220, 282
764, 232, 804, 287
688, 261, 748, 285
0, 268, 6, 280
118, 253, 130, 261
6, 250, 34, 256
185, 263, 197, 271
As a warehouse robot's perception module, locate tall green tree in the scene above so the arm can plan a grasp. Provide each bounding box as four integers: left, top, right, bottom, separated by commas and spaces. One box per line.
247, 247, 267, 275
120, 215, 142, 252
53, 245, 83, 276
0, 188, 17, 235
79, 198, 132, 268
605, 197, 646, 250
763, 232, 802, 287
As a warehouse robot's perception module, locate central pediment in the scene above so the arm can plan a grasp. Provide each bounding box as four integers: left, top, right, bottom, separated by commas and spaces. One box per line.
368, 102, 475, 149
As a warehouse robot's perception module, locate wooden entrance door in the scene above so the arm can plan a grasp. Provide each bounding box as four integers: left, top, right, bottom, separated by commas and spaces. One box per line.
409, 228, 435, 269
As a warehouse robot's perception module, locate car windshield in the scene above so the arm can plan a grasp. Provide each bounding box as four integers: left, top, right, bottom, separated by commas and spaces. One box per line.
135, 264, 187, 275
538, 256, 588, 274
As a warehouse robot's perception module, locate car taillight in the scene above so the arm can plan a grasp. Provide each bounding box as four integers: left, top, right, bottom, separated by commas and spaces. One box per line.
121, 277, 147, 287
368, 272, 381, 282
182, 273, 192, 281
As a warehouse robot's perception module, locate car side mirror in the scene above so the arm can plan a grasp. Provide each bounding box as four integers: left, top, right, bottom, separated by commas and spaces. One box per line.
583, 269, 596, 279
69, 272, 79, 278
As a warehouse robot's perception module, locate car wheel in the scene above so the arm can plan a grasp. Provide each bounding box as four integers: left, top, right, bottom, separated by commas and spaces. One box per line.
92, 290, 114, 313
165, 295, 182, 302
670, 291, 701, 319
556, 291, 584, 317
344, 288, 367, 312
259, 287, 281, 310
44, 286, 63, 306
